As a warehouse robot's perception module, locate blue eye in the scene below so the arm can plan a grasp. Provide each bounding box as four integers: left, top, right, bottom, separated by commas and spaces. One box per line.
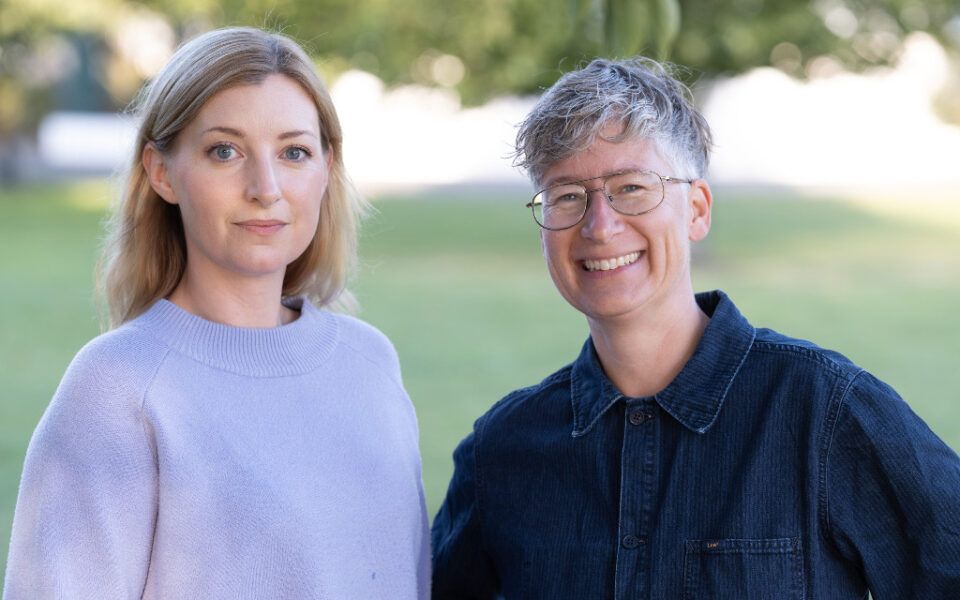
284, 146, 310, 161
211, 145, 235, 160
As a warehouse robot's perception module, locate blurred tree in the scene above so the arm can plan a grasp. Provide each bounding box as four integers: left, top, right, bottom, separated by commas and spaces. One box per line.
1, 0, 958, 138
0, 0, 130, 180
189, 0, 958, 105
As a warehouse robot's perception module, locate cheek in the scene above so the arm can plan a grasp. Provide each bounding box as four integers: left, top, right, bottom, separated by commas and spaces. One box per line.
304, 204, 321, 238
294, 169, 327, 211
294, 192, 324, 250
173, 171, 214, 214
174, 198, 203, 234
541, 232, 578, 285
300, 187, 324, 226
657, 224, 693, 275
540, 232, 562, 266
178, 194, 219, 232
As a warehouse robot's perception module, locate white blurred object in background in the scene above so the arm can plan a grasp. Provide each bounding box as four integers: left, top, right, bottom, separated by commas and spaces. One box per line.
331, 70, 531, 192
705, 32, 960, 191
36, 32, 960, 195
37, 112, 136, 173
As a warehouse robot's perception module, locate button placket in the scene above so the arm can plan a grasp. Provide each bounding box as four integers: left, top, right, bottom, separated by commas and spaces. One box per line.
615, 402, 658, 599
621, 534, 647, 549
628, 408, 655, 426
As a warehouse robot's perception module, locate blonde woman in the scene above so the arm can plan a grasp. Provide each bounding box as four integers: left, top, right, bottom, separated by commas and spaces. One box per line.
4, 27, 428, 599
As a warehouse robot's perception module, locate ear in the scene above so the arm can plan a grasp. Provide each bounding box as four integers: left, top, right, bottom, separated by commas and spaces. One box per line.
686, 178, 712, 242
142, 142, 178, 205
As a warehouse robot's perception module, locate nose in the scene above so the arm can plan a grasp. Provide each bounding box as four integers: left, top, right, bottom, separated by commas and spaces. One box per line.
246, 157, 282, 206
579, 187, 623, 243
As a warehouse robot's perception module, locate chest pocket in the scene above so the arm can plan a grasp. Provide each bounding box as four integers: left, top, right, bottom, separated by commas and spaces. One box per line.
682, 537, 804, 600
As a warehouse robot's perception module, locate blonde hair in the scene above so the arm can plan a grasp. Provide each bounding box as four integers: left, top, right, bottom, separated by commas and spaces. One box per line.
100, 27, 365, 327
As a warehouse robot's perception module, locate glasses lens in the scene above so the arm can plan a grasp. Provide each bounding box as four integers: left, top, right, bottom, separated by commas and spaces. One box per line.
534, 184, 587, 229
605, 171, 664, 215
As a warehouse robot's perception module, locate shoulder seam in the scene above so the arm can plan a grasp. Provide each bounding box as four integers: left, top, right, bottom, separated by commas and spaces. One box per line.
139, 347, 172, 412
818, 367, 867, 554
750, 340, 853, 378
339, 336, 407, 394
138, 346, 171, 477
485, 365, 574, 417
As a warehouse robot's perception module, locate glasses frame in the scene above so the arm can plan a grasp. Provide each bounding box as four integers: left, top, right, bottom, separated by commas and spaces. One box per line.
526, 169, 694, 231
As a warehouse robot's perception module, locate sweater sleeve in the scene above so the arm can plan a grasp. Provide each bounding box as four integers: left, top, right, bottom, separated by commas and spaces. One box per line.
3, 338, 161, 600
824, 370, 960, 599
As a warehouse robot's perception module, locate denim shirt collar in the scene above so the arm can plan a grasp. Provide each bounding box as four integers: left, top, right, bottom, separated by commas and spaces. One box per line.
569, 290, 756, 436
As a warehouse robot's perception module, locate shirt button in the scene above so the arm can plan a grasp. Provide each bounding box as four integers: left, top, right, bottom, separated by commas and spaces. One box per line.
621, 535, 645, 549
628, 409, 654, 426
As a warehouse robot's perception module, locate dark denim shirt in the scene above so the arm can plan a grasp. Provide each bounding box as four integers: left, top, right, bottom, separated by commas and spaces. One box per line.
432, 290, 960, 599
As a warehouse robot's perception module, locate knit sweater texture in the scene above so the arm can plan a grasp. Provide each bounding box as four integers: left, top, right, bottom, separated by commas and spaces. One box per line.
4, 297, 429, 599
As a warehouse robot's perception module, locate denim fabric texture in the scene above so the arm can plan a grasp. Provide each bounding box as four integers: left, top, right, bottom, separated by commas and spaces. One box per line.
431, 290, 960, 599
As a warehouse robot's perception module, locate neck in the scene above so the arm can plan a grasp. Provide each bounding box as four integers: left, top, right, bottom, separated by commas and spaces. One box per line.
167, 267, 296, 329
587, 292, 709, 398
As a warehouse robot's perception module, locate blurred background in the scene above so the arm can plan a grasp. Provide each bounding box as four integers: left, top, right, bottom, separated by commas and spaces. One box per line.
2, 0, 959, 582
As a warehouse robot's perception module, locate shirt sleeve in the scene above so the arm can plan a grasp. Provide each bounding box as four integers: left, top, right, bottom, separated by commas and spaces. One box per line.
3, 347, 159, 599
431, 427, 500, 599
824, 370, 960, 599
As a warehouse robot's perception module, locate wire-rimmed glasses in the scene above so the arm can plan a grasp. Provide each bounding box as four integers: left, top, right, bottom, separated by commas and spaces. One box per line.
526, 169, 693, 230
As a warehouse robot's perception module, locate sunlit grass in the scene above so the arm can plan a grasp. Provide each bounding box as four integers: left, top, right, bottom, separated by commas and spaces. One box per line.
826, 185, 960, 232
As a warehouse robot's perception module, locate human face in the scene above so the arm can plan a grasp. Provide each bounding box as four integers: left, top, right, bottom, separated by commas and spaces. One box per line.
144, 74, 330, 291
539, 133, 711, 327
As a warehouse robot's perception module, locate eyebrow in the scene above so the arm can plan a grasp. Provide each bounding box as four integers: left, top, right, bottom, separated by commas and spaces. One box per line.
201, 127, 318, 140
278, 130, 318, 140
203, 126, 243, 137
542, 168, 645, 188
542, 172, 608, 188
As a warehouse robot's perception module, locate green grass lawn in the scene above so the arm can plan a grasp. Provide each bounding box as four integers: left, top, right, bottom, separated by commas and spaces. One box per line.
1, 180, 959, 584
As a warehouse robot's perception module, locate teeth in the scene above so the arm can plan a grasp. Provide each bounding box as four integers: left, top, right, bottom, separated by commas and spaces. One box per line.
584, 251, 641, 272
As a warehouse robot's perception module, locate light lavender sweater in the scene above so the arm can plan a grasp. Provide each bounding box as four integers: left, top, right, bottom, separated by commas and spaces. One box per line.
4, 297, 429, 599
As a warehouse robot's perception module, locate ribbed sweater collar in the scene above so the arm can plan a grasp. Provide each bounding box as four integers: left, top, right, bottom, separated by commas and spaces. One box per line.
130, 296, 339, 377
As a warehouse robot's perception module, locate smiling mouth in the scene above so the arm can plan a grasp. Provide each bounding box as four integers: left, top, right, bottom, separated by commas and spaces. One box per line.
583, 251, 642, 272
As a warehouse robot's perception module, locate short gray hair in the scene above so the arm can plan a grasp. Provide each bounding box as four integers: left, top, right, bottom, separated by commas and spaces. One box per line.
514, 57, 712, 187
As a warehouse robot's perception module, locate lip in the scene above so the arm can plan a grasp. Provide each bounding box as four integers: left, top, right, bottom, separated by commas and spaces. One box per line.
234, 219, 287, 235
580, 250, 645, 274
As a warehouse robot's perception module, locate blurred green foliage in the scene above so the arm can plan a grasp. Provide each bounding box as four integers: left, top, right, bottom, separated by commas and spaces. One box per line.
1, 0, 959, 139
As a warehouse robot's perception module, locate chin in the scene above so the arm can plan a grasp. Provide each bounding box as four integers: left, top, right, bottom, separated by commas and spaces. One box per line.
236, 250, 298, 272
231, 260, 289, 279
584, 292, 659, 321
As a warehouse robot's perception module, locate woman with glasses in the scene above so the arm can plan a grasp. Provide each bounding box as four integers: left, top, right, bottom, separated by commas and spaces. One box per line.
432, 56, 960, 599
4, 27, 428, 599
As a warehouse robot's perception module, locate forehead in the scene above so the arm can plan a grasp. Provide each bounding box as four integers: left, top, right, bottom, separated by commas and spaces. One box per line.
540, 135, 671, 187
191, 74, 321, 132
